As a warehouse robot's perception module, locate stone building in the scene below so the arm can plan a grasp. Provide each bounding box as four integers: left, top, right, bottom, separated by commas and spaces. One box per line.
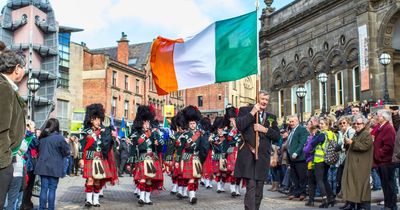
259, 0, 400, 121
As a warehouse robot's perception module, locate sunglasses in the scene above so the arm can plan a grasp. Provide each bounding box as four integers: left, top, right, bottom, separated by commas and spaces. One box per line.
353, 122, 363, 125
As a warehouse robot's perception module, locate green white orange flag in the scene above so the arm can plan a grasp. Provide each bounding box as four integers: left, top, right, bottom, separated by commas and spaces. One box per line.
150, 11, 258, 95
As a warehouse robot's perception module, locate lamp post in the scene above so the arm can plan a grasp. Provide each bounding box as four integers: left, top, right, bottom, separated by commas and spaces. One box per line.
27, 77, 40, 121
296, 86, 307, 124
317, 73, 328, 116
379, 52, 391, 104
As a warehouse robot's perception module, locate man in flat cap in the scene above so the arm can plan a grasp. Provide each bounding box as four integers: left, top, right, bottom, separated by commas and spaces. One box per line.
390, 106, 400, 132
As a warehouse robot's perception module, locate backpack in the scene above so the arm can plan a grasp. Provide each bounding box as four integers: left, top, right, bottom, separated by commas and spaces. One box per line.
323, 132, 339, 165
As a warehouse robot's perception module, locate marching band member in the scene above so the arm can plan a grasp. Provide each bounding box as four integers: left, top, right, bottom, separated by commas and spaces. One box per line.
79, 104, 118, 207
210, 117, 228, 193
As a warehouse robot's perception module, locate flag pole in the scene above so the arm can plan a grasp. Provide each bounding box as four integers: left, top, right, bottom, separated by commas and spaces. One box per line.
255, 0, 260, 160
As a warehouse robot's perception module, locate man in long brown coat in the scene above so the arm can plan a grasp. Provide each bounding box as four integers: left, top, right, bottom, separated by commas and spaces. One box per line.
234, 90, 280, 210
0, 49, 26, 208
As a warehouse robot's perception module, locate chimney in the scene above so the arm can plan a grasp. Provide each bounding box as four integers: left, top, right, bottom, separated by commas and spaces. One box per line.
117, 32, 129, 65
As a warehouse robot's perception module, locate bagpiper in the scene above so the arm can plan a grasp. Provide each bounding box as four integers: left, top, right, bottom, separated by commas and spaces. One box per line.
130, 105, 164, 206
179, 105, 203, 204
224, 105, 242, 197
199, 117, 213, 189
164, 114, 178, 194
174, 111, 189, 199
79, 104, 118, 207
210, 116, 228, 193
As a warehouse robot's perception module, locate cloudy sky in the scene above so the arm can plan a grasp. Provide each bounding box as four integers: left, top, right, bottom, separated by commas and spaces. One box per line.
1, 0, 294, 49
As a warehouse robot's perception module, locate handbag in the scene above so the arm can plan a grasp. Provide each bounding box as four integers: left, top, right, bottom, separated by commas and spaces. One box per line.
144, 156, 157, 178
192, 156, 202, 178
92, 157, 106, 179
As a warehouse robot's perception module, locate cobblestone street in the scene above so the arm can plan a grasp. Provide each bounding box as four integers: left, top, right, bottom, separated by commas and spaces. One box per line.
30, 174, 389, 210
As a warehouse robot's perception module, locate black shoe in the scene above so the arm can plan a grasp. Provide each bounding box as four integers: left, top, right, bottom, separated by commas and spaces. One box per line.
200, 181, 205, 186
145, 201, 153, 205
93, 203, 100, 207
170, 191, 177, 195
189, 197, 197, 204
305, 199, 314, 207
177, 193, 183, 199
328, 197, 336, 207
85, 201, 92, 207
319, 198, 329, 208
138, 199, 145, 205
231, 192, 237, 197
340, 202, 350, 209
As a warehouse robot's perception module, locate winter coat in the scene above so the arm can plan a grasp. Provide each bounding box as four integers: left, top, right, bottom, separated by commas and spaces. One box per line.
342, 128, 373, 203
373, 122, 396, 167
234, 106, 280, 181
34, 133, 70, 178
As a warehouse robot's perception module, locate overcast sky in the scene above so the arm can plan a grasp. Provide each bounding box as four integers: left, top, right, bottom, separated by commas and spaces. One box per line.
0, 0, 294, 49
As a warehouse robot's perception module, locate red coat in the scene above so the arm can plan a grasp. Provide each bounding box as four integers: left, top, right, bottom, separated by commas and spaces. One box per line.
373, 122, 396, 167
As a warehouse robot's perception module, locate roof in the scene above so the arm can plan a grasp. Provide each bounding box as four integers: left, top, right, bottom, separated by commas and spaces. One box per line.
91, 42, 152, 70
59, 25, 84, 33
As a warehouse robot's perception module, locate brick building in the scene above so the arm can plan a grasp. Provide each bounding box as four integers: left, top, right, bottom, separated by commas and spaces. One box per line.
92, 33, 185, 121
83, 34, 146, 125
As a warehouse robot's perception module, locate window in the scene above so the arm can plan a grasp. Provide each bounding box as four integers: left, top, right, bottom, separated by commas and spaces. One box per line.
58, 32, 70, 68
218, 94, 222, 100
112, 71, 117, 86
353, 66, 360, 101
278, 90, 284, 118
335, 71, 344, 105
149, 75, 154, 91
58, 66, 69, 89
232, 81, 237, 90
235, 96, 238, 107
305, 81, 312, 112
291, 85, 298, 115
57, 99, 69, 130
128, 58, 138, 65
178, 90, 182, 98
112, 97, 117, 116
124, 75, 129, 90
198, 96, 203, 107
136, 79, 140, 93
124, 100, 129, 118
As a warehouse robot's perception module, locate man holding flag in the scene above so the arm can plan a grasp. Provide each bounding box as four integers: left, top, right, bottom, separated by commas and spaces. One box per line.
117, 118, 131, 177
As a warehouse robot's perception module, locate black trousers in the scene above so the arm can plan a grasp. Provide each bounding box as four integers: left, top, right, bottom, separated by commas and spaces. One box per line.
336, 163, 345, 194
20, 170, 36, 210
0, 164, 14, 209
377, 164, 397, 210
244, 179, 264, 210
118, 157, 128, 174
307, 169, 316, 200
289, 160, 307, 196
314, 162, 334, 199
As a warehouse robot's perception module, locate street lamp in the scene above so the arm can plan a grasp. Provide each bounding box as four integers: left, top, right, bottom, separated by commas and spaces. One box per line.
296, 86, 307, 124
27, 77, 40, 121
379, 52, 391, 104
317, 72, 328, 116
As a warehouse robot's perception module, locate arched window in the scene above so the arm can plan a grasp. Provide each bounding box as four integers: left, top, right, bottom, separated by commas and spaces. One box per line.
352, 66, 361, 101
335, 71, 344, 105
304, 81, 312, 112
291, 85, 298, 115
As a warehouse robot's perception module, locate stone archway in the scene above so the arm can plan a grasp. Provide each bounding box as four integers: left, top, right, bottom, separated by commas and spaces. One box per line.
394, 63, 400, 102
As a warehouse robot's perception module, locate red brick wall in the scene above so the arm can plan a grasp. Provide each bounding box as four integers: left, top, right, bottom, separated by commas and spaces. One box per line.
186, 83, 226, 114
117, 40, 129, 65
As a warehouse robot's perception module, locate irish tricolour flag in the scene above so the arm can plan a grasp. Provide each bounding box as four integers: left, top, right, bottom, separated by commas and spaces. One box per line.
150, 11, 257, 95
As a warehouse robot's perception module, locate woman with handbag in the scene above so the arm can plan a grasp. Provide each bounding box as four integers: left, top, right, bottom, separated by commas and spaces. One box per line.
130, 105, 164, 206
79, 104, 118, 207
34, 118, 70, 210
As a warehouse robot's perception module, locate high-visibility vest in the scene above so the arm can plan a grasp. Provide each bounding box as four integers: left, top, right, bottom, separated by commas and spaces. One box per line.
313, 130, 337, 164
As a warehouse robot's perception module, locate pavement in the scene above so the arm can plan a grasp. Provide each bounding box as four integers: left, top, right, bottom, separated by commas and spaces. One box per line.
31, 174, 391, 210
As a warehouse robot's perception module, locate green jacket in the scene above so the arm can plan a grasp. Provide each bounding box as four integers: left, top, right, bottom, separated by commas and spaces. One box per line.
287, 125, 309, 161
0, 74, 25, 169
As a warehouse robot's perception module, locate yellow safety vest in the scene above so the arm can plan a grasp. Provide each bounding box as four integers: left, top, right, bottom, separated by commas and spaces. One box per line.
313, 130, 337, 164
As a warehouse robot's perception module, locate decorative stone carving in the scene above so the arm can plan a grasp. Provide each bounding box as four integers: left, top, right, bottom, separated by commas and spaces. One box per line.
346, 48, 358, 62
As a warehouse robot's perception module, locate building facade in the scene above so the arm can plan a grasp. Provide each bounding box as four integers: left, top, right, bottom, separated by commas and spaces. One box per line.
185, 76, 256, 120
83, 36, 146, 125
0, 0, 59, 128
259, 0, 400, 122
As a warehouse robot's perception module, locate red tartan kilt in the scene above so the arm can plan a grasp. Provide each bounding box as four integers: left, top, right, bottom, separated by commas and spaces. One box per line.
134, 160, 163, 181
83, 158, 114, 179
172, 160, 181, 178
227, 147, 238, 172
212, 159, 220, 174
182, 155, 199, 179
202, 150, 213, 178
